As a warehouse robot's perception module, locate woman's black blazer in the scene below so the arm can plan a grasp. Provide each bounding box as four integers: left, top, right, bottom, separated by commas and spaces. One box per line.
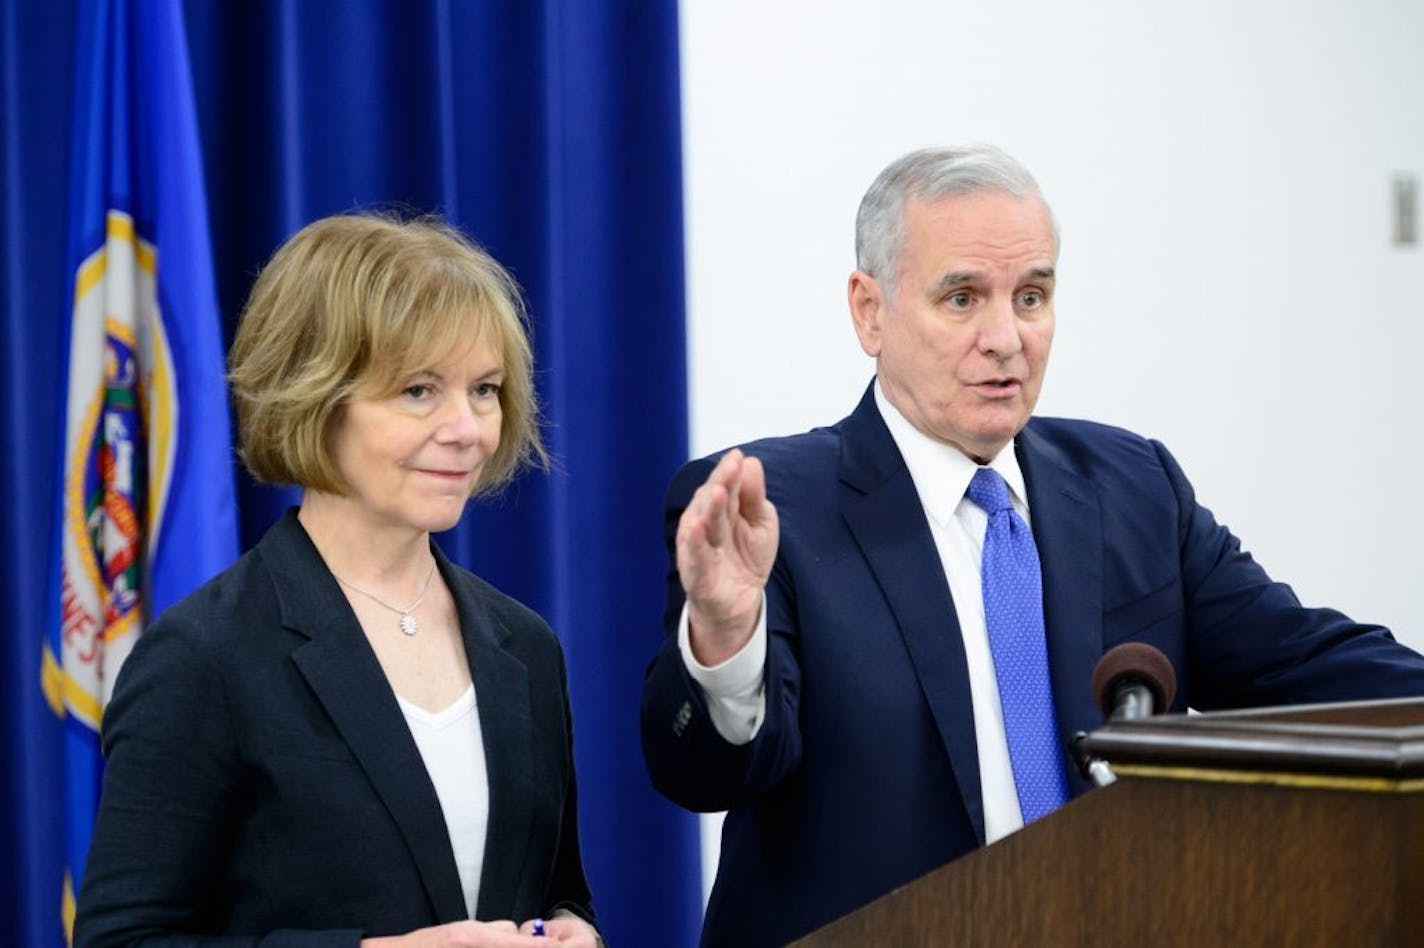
75, 510, 595, 947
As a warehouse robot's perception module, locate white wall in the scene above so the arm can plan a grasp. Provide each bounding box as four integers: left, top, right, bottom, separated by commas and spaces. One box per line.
680, 0, 1424, 901
682, 0, 1424, 646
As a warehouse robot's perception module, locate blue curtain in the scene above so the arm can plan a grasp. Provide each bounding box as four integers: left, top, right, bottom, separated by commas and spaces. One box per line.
0, 2, 700, 945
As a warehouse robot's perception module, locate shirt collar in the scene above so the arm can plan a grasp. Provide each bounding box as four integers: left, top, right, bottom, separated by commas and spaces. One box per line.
873, 380, 1030, 526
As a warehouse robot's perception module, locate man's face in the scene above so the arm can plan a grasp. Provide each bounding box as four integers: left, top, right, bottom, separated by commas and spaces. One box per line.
850, 191, 1057, 462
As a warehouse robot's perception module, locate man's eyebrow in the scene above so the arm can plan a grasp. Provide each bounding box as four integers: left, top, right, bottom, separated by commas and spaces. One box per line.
931, 267, 1056, 293
933, 270, 985, 292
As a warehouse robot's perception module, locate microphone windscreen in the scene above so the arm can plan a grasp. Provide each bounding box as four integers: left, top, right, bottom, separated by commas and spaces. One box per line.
1091, 642, 1177, 716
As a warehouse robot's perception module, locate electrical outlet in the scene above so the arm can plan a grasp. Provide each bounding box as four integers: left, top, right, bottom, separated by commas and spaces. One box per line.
1394, 174, 1418, 246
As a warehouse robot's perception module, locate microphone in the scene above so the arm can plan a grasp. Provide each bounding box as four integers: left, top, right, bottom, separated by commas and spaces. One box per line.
1091, 641, 1177, 721
1073, 642, 1178, 787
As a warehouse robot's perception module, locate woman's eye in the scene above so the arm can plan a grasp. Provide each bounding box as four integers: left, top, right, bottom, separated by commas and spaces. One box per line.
403, 383, 434, 400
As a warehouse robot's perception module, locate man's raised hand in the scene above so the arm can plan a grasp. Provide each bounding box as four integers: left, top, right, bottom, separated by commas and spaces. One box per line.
675, 449, 779, 665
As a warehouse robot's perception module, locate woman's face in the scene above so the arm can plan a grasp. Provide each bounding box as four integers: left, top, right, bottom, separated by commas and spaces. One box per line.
328, 336, 504, 536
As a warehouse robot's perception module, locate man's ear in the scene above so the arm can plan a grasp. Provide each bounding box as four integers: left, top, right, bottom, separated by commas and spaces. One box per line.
848, 270, 885, 357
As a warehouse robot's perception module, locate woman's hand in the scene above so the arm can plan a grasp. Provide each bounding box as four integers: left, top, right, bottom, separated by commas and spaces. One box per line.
518, 915, 600, 946
362, 920, 548, 947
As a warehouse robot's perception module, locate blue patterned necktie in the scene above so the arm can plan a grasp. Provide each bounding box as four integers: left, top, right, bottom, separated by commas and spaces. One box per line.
965, 467, 1068, 824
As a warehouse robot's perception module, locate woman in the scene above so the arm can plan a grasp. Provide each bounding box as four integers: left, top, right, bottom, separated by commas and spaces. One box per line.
75, 215, 601, 947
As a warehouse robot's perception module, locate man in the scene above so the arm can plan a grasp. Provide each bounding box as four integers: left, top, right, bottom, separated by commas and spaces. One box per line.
640, 145, 1424, 947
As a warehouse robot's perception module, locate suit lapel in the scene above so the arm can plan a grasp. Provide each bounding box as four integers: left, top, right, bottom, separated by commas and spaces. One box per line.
1016, 424, 1105, 797
451, 564, 535, 921
261, 511, 469, 922
838, 387, 987, 843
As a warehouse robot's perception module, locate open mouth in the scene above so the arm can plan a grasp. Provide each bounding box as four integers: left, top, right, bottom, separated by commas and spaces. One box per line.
968, 378, 1024, 400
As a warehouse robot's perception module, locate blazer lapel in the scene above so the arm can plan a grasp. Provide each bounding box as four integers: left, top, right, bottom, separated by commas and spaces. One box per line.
1016, 424, 1105, 797
261, 511, 469, 922
838, 386, 987, 844
448, 561, 535, 921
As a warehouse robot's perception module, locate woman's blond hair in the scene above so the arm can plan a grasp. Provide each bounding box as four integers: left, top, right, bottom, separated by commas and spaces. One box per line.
228, 213, 546, 496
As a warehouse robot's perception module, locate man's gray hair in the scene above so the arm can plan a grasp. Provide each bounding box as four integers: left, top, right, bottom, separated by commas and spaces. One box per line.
854, 145, 1056, 300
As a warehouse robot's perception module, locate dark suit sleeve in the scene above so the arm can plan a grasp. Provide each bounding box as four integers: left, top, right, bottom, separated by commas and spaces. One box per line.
1160, 440, 1424, 708
74, 615, 360, 948
640, 456, 806, 813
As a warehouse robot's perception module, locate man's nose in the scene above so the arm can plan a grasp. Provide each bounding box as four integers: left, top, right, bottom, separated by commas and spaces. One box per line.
977, 297, 1023, 359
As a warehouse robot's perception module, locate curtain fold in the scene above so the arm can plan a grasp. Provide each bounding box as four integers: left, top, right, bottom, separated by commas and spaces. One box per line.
1, 2, 79, 945
1, 2, 700, 945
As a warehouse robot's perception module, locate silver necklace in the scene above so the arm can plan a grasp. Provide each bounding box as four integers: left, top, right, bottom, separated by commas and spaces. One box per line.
333, 560, 438, 636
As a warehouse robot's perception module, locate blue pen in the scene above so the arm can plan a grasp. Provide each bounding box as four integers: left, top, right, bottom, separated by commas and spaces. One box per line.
531, 918, 546, 937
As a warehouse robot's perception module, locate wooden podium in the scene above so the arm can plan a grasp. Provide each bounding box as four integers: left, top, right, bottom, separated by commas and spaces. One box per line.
793, 698, 1424, 946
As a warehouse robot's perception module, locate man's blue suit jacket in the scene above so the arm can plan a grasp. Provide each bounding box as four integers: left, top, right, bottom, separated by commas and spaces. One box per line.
641, 383, 1424, 948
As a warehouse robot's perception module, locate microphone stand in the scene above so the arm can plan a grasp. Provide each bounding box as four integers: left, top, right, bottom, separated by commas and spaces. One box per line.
1074, 680, 1163, 786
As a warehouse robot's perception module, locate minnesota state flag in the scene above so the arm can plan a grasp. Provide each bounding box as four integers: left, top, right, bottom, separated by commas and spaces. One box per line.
41, 0, 238, 940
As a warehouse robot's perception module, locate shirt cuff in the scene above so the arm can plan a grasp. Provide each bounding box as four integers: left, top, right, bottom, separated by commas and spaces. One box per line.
677, 594, 768, 745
